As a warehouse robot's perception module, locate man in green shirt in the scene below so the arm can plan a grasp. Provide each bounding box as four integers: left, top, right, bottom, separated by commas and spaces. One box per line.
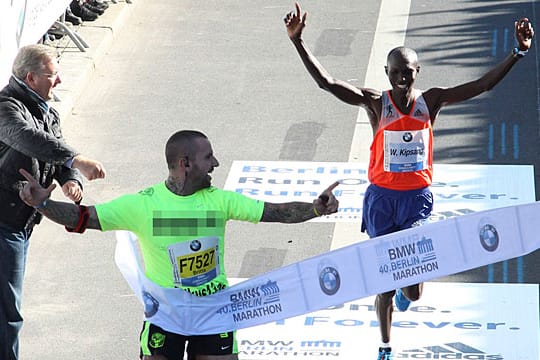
18, 129, 339, 360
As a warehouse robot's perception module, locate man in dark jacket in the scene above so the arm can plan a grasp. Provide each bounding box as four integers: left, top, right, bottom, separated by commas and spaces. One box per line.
0, 44, 106, 360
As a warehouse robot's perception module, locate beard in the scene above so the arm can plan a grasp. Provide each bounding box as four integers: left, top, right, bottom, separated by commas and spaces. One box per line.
201, 174, 212, 188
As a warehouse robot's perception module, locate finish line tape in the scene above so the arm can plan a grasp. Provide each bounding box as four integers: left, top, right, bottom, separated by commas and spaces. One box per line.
114, 201, 540, 335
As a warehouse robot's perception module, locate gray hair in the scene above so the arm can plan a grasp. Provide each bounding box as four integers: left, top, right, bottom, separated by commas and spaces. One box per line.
12, 44, 58, 80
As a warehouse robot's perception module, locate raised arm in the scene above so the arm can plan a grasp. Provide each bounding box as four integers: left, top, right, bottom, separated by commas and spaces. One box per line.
18, 168, 102, 231
261, 181, 339, 223
284, 2, 379, 108
424, 18, 534, 116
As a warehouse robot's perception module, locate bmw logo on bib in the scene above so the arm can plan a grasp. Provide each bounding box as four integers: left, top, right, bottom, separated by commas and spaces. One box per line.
190, 239, 202, 252
402, 132, 413, 142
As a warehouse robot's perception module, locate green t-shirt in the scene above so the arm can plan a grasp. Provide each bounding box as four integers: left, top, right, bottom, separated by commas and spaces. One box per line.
95, 182, 264, 295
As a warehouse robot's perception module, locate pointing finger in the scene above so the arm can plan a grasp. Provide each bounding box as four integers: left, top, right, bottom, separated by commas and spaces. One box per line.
19, 168, 38, 183
45, 183, 57, 195
319, 181, 340, 203
324, 181, 340, 193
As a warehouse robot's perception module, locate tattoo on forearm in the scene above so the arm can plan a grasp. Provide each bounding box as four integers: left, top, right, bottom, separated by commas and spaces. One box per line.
41, 201, 101, 230
261, 202, 315, 223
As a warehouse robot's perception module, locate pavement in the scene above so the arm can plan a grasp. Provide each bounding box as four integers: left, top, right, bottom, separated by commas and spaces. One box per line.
47, 0, 140, 122
16, 1, 539, 359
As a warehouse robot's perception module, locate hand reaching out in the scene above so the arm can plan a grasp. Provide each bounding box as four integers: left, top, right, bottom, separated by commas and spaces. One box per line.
284, 2, 307, 41
72, 154, 106, 181
313, 181, 340, 216
62, 180, 82, 203
515, 18, 534, 51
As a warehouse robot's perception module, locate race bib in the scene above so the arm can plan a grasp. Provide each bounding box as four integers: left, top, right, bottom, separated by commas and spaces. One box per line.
168, 236, 220, 287
383, 129, 430, 172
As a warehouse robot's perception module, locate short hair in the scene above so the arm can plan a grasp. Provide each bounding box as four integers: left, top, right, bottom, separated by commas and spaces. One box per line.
387, 46, 418, 64
12, 44, 58, 81
165, 130, 207, 169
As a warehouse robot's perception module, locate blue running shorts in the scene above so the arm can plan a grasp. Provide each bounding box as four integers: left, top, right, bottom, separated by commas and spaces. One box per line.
361, 184, 433, 238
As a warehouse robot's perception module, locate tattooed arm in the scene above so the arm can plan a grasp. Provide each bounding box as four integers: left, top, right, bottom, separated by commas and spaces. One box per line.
262, 201, 319, 223
261, 181, 339, 223
35, 200, 101, 230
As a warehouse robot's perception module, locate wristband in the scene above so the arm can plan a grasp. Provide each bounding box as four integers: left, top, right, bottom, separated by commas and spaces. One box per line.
65, 205, 90, 233
513, 47, 528, 58
34, 199, 48, 210
313, 207, 322, 217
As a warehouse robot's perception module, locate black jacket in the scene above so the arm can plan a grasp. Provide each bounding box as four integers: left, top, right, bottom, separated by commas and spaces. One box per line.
0, 76, 82, 230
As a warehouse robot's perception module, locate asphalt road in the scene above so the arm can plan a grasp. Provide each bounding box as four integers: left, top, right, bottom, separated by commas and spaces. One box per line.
20, 1, 540, 359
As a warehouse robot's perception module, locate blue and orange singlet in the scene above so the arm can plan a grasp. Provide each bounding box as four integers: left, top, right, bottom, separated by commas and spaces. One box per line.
368, 89, 433, 190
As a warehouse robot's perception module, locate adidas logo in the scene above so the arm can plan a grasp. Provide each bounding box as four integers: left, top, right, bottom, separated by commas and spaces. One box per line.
414, 108, 424, 117
398, 342, 503, 359
386, 105, 396, 118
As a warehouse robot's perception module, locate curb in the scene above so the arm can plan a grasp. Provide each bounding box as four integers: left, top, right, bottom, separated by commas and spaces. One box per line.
50, 0, 139, 121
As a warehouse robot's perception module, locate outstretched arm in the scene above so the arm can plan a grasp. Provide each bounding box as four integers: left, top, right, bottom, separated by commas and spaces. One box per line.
424, 18, 534, 116
284, 2, 379, 108
261, 181, 339, 223
18, 169, 102, 231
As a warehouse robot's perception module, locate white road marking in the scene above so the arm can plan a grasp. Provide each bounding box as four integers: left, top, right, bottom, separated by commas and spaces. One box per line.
331, 0, 411, 249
